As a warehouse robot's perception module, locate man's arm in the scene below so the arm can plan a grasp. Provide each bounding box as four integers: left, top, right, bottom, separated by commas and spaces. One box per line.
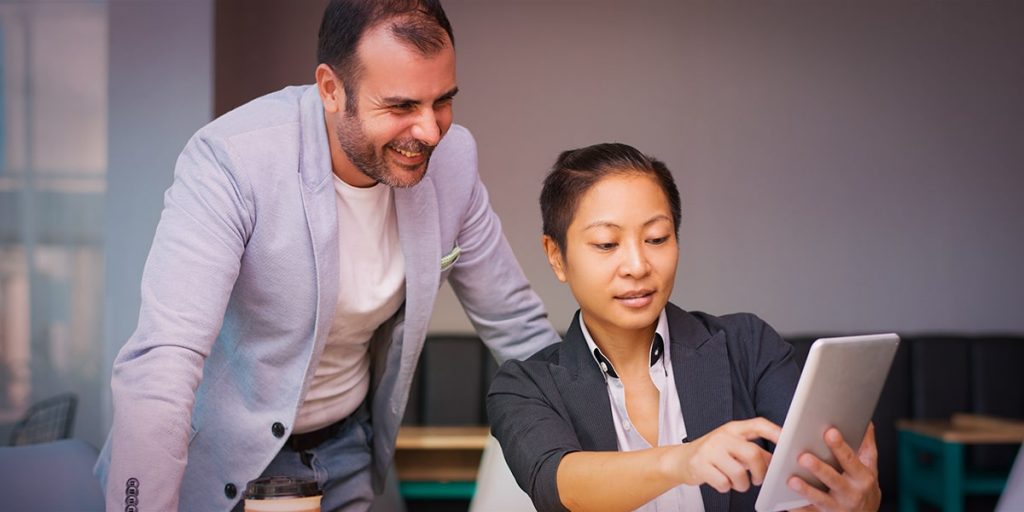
105, 133, 253, 511
442, 128, 559, 363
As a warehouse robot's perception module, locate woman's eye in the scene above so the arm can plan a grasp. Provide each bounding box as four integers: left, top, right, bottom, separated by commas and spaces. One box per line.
647, 236, 670, 245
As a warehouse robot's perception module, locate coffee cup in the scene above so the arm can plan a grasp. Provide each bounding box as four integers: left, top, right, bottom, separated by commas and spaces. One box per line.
243, 476, 322, 512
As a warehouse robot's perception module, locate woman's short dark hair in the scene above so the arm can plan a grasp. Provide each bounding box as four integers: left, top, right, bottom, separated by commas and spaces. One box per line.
541, 143, 682, 253
317, 0, 454, 114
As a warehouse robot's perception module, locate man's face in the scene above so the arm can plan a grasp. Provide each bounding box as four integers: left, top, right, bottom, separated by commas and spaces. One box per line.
331, 24, 457, 188
545, 173, 678, 342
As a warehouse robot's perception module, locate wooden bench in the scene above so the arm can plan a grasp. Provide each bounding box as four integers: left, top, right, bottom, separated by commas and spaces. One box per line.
394, 426, 489, 500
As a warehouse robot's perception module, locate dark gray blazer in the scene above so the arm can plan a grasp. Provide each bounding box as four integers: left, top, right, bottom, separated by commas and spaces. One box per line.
487, 303, 800, 512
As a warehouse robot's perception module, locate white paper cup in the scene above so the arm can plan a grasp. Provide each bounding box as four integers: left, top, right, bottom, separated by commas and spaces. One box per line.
244, 476, 322, 512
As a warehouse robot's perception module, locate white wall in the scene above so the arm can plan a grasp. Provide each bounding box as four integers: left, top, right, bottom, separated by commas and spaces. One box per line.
428, 0, 1024, 336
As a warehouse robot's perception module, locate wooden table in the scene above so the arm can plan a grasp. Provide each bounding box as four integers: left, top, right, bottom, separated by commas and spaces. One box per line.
897, 414, 1024, 512
394, 426, 489, 500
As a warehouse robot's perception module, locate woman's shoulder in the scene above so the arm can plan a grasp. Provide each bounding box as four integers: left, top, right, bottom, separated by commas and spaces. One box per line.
667, 305, 788, 353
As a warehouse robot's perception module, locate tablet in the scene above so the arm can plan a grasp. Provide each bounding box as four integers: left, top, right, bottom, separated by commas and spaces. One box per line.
755, 333, 900, 512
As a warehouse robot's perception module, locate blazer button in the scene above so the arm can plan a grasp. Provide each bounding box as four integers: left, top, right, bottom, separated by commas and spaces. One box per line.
272, 422, 286, 438
224, 483, 237, 499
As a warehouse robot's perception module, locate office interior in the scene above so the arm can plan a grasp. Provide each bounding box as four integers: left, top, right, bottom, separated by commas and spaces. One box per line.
0, 0, 1022, 511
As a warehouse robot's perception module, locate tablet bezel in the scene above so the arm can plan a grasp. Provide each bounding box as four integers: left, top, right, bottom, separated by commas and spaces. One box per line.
754, 333, 900, 512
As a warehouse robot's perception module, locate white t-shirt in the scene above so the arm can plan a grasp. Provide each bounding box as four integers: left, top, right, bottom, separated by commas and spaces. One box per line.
293, 175, 406, 433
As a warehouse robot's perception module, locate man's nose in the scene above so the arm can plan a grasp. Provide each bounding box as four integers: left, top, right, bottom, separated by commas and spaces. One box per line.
410, 108, 442, 147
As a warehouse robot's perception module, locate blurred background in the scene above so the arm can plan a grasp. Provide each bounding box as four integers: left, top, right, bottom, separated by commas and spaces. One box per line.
0, 0, 1021, 508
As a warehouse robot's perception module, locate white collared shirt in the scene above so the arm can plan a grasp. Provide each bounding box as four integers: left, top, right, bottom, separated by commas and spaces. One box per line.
581, 310, 706, 512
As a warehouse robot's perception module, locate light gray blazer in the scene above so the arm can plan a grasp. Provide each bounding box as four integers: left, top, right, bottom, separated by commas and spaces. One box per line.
95, 85, 558, 512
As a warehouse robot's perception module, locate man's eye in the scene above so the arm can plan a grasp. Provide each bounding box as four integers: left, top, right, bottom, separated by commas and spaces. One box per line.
592, 243, 617, 251
390, 103, 414, 112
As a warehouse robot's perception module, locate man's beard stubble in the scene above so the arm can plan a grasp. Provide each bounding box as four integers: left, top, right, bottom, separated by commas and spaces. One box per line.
335, 113, 434, 189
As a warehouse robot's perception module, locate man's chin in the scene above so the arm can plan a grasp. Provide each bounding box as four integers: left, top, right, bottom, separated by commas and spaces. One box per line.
383, 163, 428, 188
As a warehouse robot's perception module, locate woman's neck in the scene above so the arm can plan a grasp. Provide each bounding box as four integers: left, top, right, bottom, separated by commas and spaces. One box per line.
583, 316, 658, 376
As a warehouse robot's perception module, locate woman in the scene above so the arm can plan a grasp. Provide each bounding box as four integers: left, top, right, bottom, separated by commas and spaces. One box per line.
487, 143, 880, 512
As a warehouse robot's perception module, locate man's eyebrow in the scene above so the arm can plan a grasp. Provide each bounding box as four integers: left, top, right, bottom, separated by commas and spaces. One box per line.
382, 87, 459, 107
437, 87, 459, 102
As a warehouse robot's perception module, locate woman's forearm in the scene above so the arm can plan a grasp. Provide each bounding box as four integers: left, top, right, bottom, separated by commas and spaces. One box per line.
555, 446, 687, 512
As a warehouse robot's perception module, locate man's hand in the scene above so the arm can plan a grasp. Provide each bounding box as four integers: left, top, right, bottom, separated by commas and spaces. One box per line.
788, 422, 882, 512
673, 417, 782, 493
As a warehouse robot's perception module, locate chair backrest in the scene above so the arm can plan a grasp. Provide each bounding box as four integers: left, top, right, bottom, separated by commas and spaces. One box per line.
0, 439, 104, 511
8, 393, 77, 446
468, 435, 536, 512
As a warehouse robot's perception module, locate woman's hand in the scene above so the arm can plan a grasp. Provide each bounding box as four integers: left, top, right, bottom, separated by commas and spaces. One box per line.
788, 422, 881, 512
673, 417, 782, 493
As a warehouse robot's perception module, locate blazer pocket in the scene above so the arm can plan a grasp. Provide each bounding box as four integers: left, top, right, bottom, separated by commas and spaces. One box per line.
440, 244, 461, 272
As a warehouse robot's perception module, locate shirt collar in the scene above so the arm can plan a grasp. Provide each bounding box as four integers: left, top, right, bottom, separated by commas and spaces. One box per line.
581, 310, 670, 379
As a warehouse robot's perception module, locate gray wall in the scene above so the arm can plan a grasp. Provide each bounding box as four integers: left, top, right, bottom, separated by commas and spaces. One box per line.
103, 0, 213, 438
425, 0, 1024, 336
98, 0, 1024, 444
176, 0, 1024, 346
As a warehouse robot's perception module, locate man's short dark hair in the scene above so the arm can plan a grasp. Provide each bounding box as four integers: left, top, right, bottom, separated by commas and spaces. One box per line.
317, 0, 455, 114
541, 143, 682, 254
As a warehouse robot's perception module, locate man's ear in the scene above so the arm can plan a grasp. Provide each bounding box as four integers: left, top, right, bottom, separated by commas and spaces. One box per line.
542, 235, 568, 283
316, 63, 345, 114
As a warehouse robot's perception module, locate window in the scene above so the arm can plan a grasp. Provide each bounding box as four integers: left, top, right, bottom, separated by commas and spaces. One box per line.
0, 1, 106, 446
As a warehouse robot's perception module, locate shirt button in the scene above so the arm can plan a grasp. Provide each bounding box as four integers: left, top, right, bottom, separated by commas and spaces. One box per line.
224, 483, 237, 499
599, 362, 608, 373
623, 421, 632, 431
272, 422, 286, 438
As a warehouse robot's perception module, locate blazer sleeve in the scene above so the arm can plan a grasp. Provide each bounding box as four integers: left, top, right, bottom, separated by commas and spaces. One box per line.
104, 131, 253, 512
487, 359, 580, 512
745, 314, 800, 425
441, 127, 559, 363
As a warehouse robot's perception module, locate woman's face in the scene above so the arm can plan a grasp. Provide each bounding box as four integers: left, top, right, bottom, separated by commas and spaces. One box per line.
545, 172, 678, 337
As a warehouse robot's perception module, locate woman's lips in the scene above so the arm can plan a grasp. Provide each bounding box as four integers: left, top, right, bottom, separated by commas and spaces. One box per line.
614, 290, 655, 308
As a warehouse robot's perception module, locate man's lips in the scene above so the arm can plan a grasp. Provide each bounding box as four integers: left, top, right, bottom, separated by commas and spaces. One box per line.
387, 146, 427, 166
614, 290, 655, 308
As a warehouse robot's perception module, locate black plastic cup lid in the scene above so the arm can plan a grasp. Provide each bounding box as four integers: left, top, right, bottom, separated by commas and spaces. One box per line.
244, 476, 322, 499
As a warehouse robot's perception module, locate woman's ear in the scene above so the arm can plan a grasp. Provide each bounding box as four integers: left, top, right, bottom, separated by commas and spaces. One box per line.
316, 63, 344, 114
542, 235, 568, 283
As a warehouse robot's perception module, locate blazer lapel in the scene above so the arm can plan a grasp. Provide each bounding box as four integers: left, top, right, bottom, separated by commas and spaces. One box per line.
668, 304, 733, 512
296, 86, 340, 388
553, 314, 618, 452
394, 178, 440, 370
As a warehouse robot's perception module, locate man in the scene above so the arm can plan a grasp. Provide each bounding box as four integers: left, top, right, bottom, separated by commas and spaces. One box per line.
94, 1, 558, 510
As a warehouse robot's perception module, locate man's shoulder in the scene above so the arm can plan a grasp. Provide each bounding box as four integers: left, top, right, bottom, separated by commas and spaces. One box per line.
199, 85, 312, 141
428, 124, 476, 170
